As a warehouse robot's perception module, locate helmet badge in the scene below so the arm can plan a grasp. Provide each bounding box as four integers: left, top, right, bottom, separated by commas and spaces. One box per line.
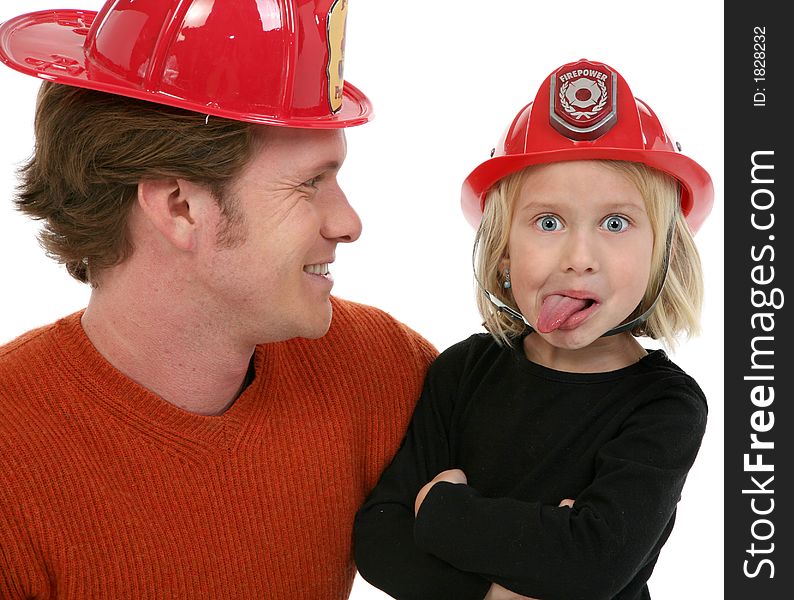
327, 0, 348, 114
550, 59, 617, 141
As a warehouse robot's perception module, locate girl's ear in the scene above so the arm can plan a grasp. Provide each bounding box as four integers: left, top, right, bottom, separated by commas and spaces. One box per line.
500, 256, 510, 271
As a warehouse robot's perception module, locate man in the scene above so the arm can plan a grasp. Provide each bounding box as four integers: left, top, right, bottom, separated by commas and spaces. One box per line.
0, 1, 435, 598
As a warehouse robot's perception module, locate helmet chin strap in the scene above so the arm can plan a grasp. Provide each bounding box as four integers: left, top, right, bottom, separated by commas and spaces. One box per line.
473, 220, 676, 338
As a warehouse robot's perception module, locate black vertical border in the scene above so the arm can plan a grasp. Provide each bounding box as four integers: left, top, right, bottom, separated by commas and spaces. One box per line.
725, 4, 792, 598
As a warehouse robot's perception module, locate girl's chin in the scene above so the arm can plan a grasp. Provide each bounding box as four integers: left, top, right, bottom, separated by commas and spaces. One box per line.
531, 327, 601, 351
540, 332, 599, 351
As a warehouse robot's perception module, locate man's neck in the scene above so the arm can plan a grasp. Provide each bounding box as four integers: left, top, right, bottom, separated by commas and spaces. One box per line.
80, 289, 256, 417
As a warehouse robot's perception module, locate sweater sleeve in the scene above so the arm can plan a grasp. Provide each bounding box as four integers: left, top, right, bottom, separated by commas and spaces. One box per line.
353, 344, 492, 600
0, 488, 48, 599
413, 386, 707, 600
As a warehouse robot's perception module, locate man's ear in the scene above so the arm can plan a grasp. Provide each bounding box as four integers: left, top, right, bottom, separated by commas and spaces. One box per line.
137, 178, 208, 252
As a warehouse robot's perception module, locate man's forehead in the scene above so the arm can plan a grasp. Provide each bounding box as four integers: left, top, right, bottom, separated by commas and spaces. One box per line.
260, 124, 346, 148
253, 126, 346, 175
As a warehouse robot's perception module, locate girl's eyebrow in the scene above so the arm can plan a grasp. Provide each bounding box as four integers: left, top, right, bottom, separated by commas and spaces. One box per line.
603, 202, 647, 214
517, 200, 565, 213
518, 200, 646, 214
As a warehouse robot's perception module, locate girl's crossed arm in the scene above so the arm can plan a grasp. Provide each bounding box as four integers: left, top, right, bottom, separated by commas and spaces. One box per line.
411, 385, 706, 600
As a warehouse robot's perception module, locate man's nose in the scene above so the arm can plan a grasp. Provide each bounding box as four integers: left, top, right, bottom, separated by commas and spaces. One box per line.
320, 183, 362, 243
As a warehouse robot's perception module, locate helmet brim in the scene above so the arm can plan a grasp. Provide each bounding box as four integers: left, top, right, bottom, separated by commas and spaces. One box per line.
461, 147, 714, 234
0, 9, 373, 128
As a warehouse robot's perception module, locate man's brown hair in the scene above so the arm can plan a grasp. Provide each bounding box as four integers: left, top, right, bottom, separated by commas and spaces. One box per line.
15, 82, 259, 286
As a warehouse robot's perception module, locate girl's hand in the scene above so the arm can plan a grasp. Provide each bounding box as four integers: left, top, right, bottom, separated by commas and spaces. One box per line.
558, 498, 575, 508
414, 469, 467, 516
483, 583, 540, 600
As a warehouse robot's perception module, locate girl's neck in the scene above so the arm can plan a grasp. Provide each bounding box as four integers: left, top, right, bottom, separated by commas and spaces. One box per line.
522, 332, 648, 373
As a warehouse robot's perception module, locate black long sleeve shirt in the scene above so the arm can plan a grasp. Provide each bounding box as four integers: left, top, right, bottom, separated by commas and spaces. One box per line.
354, 333, 707, 600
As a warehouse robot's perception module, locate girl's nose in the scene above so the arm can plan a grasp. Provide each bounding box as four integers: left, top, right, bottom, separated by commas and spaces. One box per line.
561, 230, 599, 274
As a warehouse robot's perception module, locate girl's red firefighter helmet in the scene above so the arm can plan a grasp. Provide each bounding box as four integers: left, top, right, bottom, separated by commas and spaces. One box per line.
462, 58, 713, 233
0, 0, 371, 128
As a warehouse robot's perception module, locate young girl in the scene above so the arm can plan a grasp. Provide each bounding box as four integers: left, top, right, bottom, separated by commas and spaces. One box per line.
353, 59, 713, 600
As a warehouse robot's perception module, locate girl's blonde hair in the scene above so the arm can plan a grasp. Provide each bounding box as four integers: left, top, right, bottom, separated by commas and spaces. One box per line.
474, 160, 703, 350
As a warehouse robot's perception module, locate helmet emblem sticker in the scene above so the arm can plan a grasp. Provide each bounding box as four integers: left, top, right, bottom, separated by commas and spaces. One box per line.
549, 60, 617, 140
561, 78, 606, 116
327, 0, 348, 113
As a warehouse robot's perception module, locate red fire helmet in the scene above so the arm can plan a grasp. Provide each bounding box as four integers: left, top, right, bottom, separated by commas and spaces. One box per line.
0, 0, 372, 128
461, 58, 713, 233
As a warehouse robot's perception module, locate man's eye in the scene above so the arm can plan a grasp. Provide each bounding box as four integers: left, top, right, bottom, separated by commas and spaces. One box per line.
601, 215, 630, 233
302, 176, 320, 189
536, 215, 562, 231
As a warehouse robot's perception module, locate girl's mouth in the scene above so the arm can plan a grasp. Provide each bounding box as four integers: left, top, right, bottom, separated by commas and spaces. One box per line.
537, 293, 600, 333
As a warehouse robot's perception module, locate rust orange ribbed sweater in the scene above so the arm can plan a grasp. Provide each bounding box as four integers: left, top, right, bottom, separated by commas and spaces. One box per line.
0, 297, 436, 599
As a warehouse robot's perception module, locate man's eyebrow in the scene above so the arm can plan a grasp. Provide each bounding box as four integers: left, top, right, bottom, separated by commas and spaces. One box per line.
305, 160, 342, 174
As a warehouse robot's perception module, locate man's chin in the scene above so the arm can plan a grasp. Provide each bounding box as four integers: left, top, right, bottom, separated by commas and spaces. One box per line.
253, 299, 333, 344
299, 301, 334, 340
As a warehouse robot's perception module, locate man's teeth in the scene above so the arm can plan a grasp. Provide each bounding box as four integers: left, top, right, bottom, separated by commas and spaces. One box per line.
303, 263, 330, 275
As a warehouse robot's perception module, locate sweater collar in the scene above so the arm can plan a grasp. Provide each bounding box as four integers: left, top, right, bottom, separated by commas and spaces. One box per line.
50, 310, 276, 455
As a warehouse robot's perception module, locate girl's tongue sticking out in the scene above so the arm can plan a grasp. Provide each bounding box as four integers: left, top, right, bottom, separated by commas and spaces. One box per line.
537, 294, 593, 333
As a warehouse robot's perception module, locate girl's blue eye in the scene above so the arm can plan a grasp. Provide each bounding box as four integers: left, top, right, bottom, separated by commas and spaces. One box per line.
537, 215, 562, 231
602, 215, 629, 233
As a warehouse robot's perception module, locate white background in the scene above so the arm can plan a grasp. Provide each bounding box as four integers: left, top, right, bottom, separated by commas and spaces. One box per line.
0, 1, 723, 598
